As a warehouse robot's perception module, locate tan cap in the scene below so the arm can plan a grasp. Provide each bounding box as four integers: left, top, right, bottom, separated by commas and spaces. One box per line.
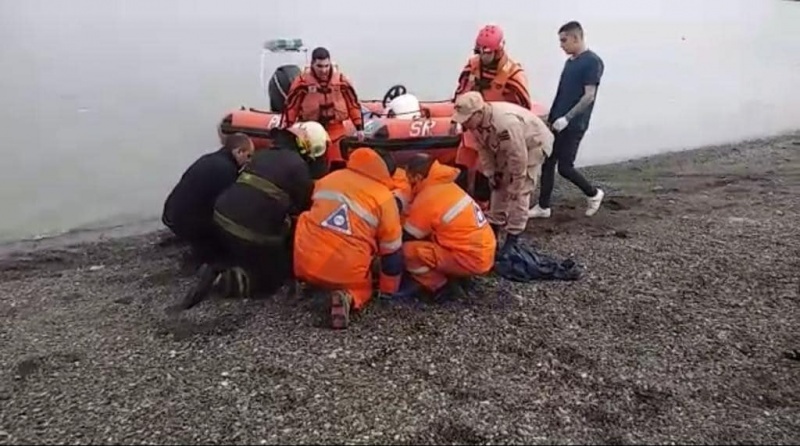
451, 92, 485, 124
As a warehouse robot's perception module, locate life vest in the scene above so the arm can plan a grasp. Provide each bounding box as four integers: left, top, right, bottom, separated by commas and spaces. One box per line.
213, 151, 295, 245
298, 66, 351, 125
466, 54, 522, 102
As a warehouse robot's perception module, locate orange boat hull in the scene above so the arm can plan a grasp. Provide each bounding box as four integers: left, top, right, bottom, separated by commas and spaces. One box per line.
361, 100, 548, 119
217, 99, 549, 199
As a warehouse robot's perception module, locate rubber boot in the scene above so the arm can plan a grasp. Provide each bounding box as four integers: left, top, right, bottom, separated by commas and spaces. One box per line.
432, 280, 468, 302
180, 263, 224, 310
392, 274, 423, 301
229, 267, 252, 299
500, 233, 520, 254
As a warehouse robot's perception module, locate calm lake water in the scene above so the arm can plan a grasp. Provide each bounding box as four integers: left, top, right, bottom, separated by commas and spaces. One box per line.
1, 0, 799, 242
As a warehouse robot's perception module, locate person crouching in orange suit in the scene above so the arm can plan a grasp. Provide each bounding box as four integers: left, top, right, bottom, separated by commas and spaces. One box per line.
281, 47, 366, 170
397, 153, 497, 299
293, 147, 403, 329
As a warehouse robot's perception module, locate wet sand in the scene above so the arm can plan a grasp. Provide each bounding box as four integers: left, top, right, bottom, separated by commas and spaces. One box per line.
1, 132, 799, 445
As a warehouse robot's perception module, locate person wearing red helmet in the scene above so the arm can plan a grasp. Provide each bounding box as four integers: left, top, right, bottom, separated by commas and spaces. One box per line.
453, 24, 533, 211
453, 24, 532, 110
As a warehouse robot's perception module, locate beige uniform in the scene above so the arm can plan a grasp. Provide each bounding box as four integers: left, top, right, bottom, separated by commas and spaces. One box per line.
470, 101, 554, 235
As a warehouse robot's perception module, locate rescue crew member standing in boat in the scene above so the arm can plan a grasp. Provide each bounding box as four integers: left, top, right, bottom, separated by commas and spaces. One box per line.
453, 24, 532, 110
452, 24, 533, 204
451, 92, 553, 252
281, 47, 365, 167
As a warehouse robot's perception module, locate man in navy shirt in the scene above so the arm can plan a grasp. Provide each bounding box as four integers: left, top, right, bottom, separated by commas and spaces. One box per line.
530, 21, 605, 219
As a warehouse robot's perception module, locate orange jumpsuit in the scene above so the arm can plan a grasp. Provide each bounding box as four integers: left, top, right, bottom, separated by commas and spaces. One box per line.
391, 167, 413, 216
281, 66, 364, 166
402, 161, 497, 291
454, 53, 533, 183
293, 147, 403, 309
453, 52, 532, 110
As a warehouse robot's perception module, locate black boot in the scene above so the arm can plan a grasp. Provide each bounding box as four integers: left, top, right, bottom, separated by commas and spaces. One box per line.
229, 267, 252, 299
179, 263, 224, 310
500, 233, 520, 254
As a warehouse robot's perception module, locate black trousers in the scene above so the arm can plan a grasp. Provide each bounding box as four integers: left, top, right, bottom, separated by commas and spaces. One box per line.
217, 230, 292, 297
538, 127, 598, 209
163, 217, 226, 264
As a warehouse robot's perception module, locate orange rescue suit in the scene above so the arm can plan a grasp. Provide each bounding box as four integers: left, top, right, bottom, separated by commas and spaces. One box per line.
293, 147, 403, 309
454, 53, 532, 110
402, 161, 497, 291
454, 53, 532, 173
281, 66, 364, 164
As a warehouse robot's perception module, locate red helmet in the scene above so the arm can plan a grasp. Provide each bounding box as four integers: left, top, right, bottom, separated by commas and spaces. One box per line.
475, 24, 505, 52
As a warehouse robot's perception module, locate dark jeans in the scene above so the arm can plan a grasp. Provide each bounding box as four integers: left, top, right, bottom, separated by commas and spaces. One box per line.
538, 127, 598, 209
217, 230, 292, 297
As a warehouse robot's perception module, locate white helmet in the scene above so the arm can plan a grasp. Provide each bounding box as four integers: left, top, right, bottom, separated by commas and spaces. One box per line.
290, 121, 330, 159
386, 93, 422, 120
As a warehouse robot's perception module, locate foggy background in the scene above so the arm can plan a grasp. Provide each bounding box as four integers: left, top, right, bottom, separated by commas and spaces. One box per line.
1, 0, 798, 242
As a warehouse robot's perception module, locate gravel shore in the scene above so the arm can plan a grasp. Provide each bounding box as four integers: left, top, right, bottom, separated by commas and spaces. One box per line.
2, 133, 799, 445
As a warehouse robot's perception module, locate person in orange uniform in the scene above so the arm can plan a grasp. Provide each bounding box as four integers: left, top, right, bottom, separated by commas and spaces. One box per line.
399, 154, 497, 298
453, 24, 532, 110
281, 47, 365, 168
453, 24, 533, 205
293, 147, 403, 329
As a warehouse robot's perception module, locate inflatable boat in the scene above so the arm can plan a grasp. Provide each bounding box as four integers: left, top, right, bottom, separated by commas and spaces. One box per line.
216, 38, 549, 198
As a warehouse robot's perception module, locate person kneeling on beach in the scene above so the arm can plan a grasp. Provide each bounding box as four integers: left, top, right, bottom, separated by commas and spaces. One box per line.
293, 147, 404, 329
162, 133, 254, 268
179, 122, 330, 309
396, 154, 497, 300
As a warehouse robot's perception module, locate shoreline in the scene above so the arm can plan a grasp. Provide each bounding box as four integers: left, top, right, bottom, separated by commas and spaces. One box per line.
1, 130, 799, 444
2, 129, 798, 259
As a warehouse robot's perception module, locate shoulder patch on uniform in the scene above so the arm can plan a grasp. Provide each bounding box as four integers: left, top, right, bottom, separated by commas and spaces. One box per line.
472, 201, 488, 227
497, 130, 511, 141
321, 203, 352, 235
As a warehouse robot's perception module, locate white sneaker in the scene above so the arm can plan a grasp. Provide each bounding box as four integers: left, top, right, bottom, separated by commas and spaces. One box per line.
585, 188, 605, 217
529, 204, 552, 218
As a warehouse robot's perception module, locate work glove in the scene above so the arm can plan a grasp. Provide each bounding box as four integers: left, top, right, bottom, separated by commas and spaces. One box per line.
552, 116, 569, 132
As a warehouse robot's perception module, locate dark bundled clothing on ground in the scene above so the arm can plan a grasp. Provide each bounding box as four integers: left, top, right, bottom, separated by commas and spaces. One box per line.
494, 241, 582, 281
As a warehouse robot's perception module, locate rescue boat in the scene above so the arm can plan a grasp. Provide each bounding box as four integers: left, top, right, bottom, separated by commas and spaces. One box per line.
216, 83, 481, 169
215, 38, 548, 198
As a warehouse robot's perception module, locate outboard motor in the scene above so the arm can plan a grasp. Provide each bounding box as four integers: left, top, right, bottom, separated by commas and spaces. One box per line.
268, 64, 301, 114
261, 38, 307, 113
